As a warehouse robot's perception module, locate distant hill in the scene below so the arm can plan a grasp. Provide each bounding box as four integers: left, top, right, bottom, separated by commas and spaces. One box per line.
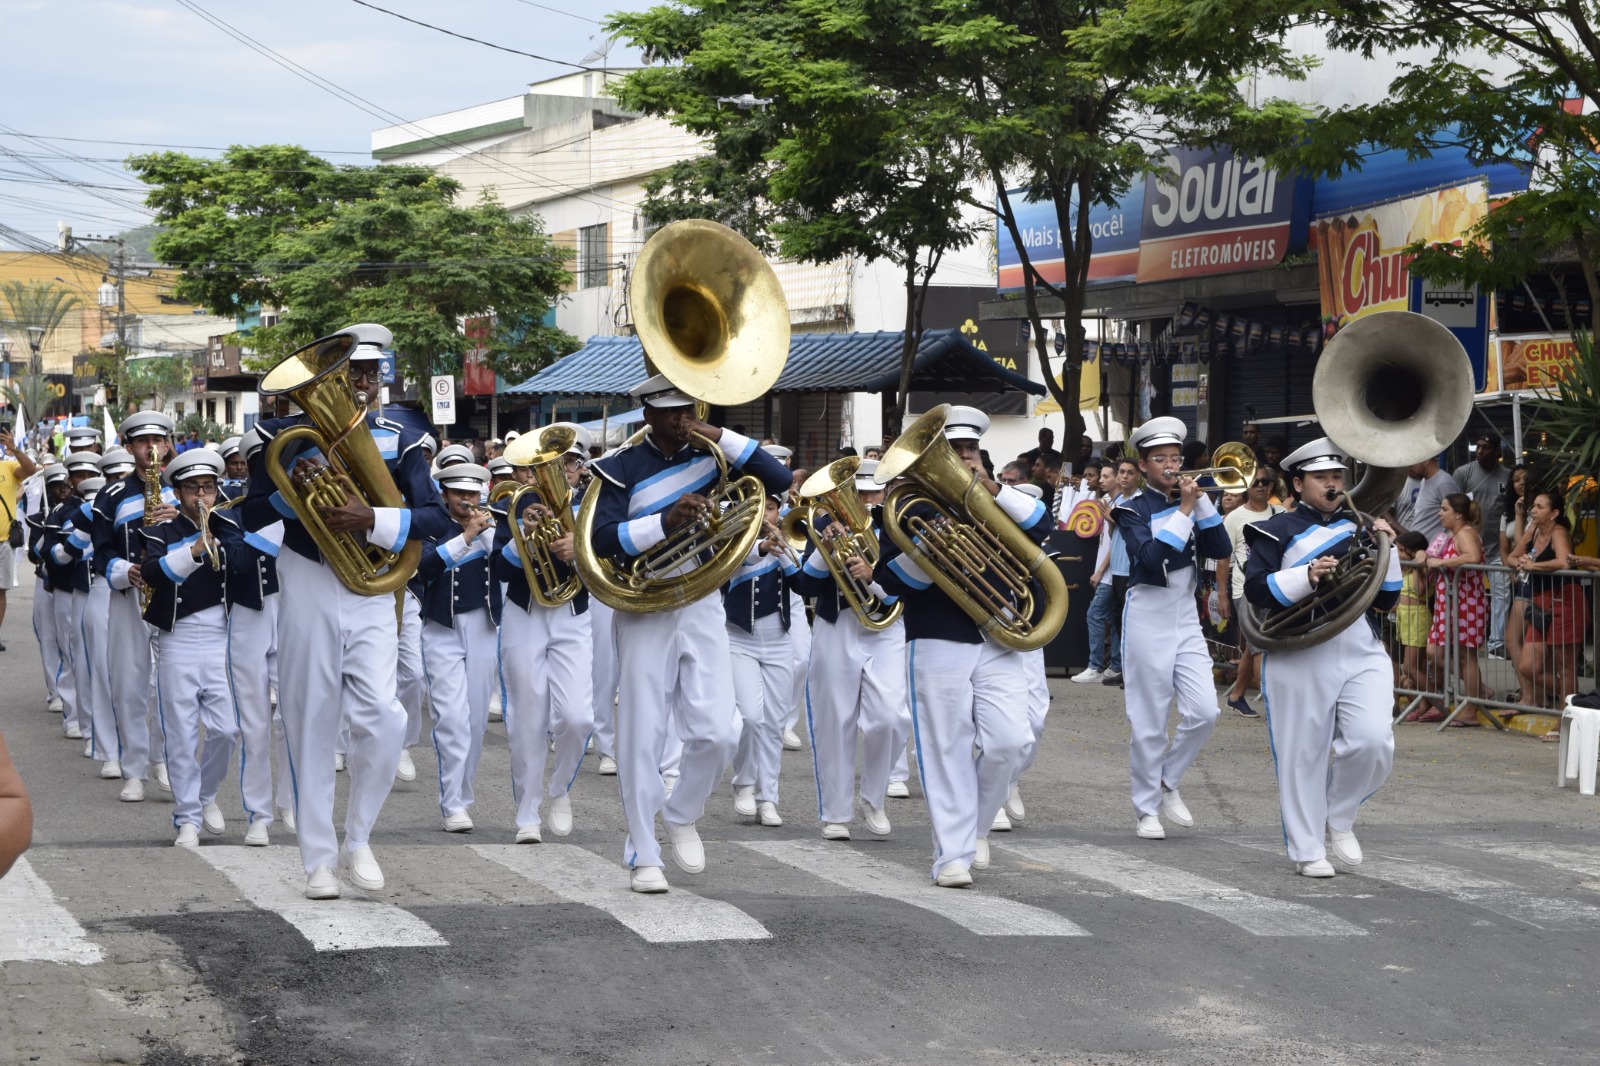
81, 223, 165, 264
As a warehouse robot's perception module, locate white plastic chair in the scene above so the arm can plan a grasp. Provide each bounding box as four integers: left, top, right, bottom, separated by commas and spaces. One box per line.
1556, 696, 1600, 796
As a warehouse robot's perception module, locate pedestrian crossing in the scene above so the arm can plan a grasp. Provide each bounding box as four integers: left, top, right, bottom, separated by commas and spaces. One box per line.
6, 832, 1600, 962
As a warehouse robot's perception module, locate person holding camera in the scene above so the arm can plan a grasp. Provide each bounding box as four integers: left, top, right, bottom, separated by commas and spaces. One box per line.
0, 422, 40, 649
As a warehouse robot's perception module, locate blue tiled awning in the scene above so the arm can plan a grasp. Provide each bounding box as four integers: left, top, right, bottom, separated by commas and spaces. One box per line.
503, 329, 1045, 398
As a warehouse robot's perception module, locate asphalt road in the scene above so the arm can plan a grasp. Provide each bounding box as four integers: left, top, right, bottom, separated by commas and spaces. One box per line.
3, 577, 1598, 1066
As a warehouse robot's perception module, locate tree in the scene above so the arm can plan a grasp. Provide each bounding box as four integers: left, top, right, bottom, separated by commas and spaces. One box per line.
121, 355, 195, 413
129, 146, 581, 384
0, 280, 80, 421
610, 0, 1313, 441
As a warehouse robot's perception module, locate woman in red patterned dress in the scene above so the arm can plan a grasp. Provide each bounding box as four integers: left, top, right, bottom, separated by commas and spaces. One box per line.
1424, 493, 1490, 726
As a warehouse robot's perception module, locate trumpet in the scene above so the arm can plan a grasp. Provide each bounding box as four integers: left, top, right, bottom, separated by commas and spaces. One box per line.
761, 518, 804, 571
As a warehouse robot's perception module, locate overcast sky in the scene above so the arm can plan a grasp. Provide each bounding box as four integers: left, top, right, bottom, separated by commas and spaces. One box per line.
0, 0, 655, 246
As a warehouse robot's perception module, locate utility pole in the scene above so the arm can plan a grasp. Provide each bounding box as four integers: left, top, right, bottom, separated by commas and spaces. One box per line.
59, 224, 127, 417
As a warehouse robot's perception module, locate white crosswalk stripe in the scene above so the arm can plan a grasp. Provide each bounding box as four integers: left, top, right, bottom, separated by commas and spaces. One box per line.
191, 846, 449, 952
0, 858, 103, 965
742, 840, 1090, 937
1001, 842, 1367, 937
1458, 839, 1600, 882
471, 843, 772, 943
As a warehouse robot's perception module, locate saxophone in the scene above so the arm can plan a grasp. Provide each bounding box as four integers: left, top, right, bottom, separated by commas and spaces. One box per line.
139, 443, 164, 612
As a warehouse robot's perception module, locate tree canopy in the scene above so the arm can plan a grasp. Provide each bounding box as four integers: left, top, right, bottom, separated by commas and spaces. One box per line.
128, 145, 579, 384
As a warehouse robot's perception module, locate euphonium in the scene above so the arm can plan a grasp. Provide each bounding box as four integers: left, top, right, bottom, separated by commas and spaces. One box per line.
500, 424, 583, 607
1239, 311, 1474, 651
258, 328, 421, 597
573, 218, 789, 612
796, 457, 902, 631
138, 443, 164, 612
876, 405, 1069, 651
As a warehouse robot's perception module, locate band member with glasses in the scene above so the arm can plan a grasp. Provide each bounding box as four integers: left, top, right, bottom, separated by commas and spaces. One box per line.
1216, 471, 1286, 718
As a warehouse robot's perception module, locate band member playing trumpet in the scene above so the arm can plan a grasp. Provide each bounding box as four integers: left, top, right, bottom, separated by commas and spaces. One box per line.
877, 406, 1051, 888
141, 449, 242, 848
90, 412, 178, 804
588, 375, 792, 893
416, 463, 501, 833
242, 325, 449, 900
494, 426, 595, 843
1243, 438, 1401, 877
1115, 416, 1232, 840
795, 459, 910, 841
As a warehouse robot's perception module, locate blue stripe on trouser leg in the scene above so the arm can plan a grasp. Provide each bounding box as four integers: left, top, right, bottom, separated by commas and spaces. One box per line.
33, 578, 62, 700
106, 589, 153, 781
227, 597, 278, 825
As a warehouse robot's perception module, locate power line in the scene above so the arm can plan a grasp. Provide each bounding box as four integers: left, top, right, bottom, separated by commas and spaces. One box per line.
345, 0, 607, 71
0, 132, 373, 155
502, 0, 602, 25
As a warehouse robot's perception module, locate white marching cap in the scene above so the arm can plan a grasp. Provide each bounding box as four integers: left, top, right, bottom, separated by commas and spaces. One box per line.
65, 426, 101, 444
942, 405, 990, 442
487, 456, 513, 477
239, 427, 266, 461
63, 451, 102, 475
166, 448, 224, 483
853, 458, 881, 489
504, 430, 521, 443
42, 463, 69, 485
437, 463, 490, 492
762, 443, 793, 461
339, 323, 392, 360
220, 436, 242, 459
433, 444, 475, 472
98, 448, 134, 475
119, 410, 174, 440
629, 372, 695, 408
1283, 436, 1347, 474
1129, 416, 1187, 453
77, 477, 106, 499
419, 433, 438, 456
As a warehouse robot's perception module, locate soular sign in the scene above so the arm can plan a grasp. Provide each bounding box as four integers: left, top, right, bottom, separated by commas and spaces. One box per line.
1136, 147, 1311, 283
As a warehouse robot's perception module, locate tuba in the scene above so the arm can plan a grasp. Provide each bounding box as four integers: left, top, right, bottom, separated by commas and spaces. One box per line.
499, 424, 583, 607
1239, 311, 1474, 651
573, 219, 789, 612
876, 405, 1068, 651
259, 327, 421, 597
795, 457, 902, 630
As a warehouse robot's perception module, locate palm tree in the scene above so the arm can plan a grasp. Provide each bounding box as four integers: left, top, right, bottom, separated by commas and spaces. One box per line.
0, 281, 82, 421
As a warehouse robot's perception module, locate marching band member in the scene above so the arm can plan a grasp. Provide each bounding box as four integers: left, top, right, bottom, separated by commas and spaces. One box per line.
225, 428, 285, 845
763, 443, 811, 752
49, 453, 107, 758
485, 453, 516, 726
877, 407, 1049, 888
82, 450, 134, 781
218, 437, 246, 499
39, 463, 88, 743
417, 463, 500, 832
242, 325, 448, 899
727, 494, 799, 827
90, 412, 177, 803
394, 433, 440, 784
24, 462, 65, 714
1243, 438, 1401, 877
796, 459, 909, 840
64, 426, 103, 455
141, 450, 241, 847
1114, 417, 1231, 840
588, 376, 791, 893
494, 427, 594, 842
1002, 481, 1051, 829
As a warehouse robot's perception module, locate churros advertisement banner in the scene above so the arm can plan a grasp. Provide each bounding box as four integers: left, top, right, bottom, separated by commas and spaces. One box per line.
1494, 334, 1580, 392
1314, 181, 1488, 333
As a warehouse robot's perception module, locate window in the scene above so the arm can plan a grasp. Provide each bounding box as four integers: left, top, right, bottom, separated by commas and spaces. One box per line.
578, 223, 609, 289
205, 399, 216, 422
260, 310, 278, 328
225, 397, 236, 426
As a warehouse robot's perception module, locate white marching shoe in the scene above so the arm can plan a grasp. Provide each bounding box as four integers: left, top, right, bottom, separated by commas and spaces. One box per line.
100, 760, 122, 780
782, 728, 802, 751
548, 793, 573, 837
973, 837, 991, 871
757, 801, 782, 828
395, 749, 416, 782
1006, 785, 1026, 823
153, 763, 171, 793
173, 824, 200, 850
83, 740, 94, 758
63, 724, 82, 740
243, 822, 270, 847
631, 866, 669, 893
47, 695, 63, 712
515, 824, 542, 844
885, 780, 910, 800
732, 785, 757, 818
304, 866, 341, 900
822, 823, 851, 840
276, 806, 297, 833
991, 809, 1012, 833
597, 755, 618, 776
201, 802, 226, 836
119, 778, 145, 803
1136, 814, 1165, 839
862, 803, 891, 836
667, 822, 705, 874
443, 809, 474, 833
1328, 826, 1364, 867
1297, 858, 1336, 878
935, 862, 973, 888
1160, 788, 1194, 828
340, 845, 385, 890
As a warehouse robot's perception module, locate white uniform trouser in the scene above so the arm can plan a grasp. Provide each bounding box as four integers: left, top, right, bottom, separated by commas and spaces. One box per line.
1015, 648, 1050, 778
52, 588, 86, 737
106, 587, 154, 780
502, 601, 594, 829
909, 638, 1034, 878
227, 596, 279, 827
83, 583, 118, 762
421, 610, 498, 817
615, 595, 739, 869
154, 607, 238, 830
806, 614, 908, 824
1262, 620, 1395, 862
890, 741, 910, 785
397, 591, 426, 748
276, 549, 405, 875
1123, 573, 1220, 817
589, 597, 618, 759
32, 577, 62, 702
729, 613, 795, 805
784, 590, 811, 732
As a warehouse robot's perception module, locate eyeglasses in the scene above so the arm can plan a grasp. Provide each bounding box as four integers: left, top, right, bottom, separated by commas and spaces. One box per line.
1252, 480, 1274, 488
